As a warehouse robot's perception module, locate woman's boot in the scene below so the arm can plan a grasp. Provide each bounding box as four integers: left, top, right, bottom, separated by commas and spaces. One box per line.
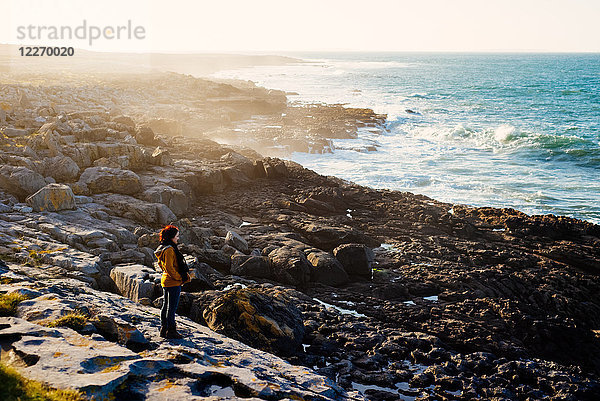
166, 327, 183, 339
159, 325, 168, 338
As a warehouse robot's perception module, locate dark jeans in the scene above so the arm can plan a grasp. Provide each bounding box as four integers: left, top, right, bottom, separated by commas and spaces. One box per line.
161, 285, 181, 329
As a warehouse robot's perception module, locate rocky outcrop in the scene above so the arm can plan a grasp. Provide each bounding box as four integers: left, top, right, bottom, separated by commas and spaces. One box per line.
0, 275, 353, 400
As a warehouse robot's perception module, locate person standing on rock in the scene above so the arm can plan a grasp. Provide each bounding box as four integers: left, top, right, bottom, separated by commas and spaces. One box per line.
155, 225, 191, 339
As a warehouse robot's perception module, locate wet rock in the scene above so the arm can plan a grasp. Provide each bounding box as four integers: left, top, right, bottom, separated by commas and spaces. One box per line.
26, 183, 76, 212
306, 250, 349, 286
231, 255, 271, 278
268, 247, 311, 287
190, 248, 230, 273
333, 243, 373, 278
202, 287, 304, 356
78, 167, 142, 195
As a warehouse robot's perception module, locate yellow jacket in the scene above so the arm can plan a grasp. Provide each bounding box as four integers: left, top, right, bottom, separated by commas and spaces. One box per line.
154, 245, 190, 287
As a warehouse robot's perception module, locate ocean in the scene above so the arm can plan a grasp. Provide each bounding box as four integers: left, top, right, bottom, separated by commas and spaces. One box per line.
212, 53, 600, 224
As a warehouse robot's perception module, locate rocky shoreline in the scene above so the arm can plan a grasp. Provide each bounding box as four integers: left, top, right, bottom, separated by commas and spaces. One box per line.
1, 70, 599, 400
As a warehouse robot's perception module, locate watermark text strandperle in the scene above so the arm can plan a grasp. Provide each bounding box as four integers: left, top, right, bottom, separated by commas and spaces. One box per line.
16, 20, 146, 46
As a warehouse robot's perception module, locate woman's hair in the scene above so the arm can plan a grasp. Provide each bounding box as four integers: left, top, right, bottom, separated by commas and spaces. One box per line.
159, 225, 179, 242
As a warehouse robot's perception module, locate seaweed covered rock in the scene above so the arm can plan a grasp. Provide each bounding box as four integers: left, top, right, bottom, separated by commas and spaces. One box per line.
202, 287, 304, 356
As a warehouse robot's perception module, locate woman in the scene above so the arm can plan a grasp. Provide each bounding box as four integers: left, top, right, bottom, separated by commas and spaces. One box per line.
154, 225, 190, 339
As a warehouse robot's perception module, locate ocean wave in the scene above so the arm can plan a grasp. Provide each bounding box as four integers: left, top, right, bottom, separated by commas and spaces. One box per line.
406, 123, 600, 164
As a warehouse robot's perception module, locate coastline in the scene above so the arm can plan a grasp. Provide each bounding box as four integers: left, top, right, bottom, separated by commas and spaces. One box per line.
211, 52, 600, 226
1, 66, 600, 400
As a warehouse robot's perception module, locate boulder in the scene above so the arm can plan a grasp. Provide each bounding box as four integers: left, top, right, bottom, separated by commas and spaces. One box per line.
298, 197, 336, 214
193, 249, 231, 272
302, 223, 376, 250
0, 165, 46, 200
138, 232, 160, 249
110, 264, 161, 303
146, 118, 182, 136
92, 156, 130, 169
186, 168, 225, 195
333, 243, 373, 278
26, 184, 76, 212
225, 230, 248, 253
78, 167, 142, 195
231, 255, 271, 278
202, 287, 304, 356
142, 185, 188, 216
306, 251, 349, 286
43, 155, 80, 182
27, 130, 63, 156
268, 247, 311, 287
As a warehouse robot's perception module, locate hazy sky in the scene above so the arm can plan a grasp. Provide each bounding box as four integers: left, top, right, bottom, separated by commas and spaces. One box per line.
4, 0, 600, 53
